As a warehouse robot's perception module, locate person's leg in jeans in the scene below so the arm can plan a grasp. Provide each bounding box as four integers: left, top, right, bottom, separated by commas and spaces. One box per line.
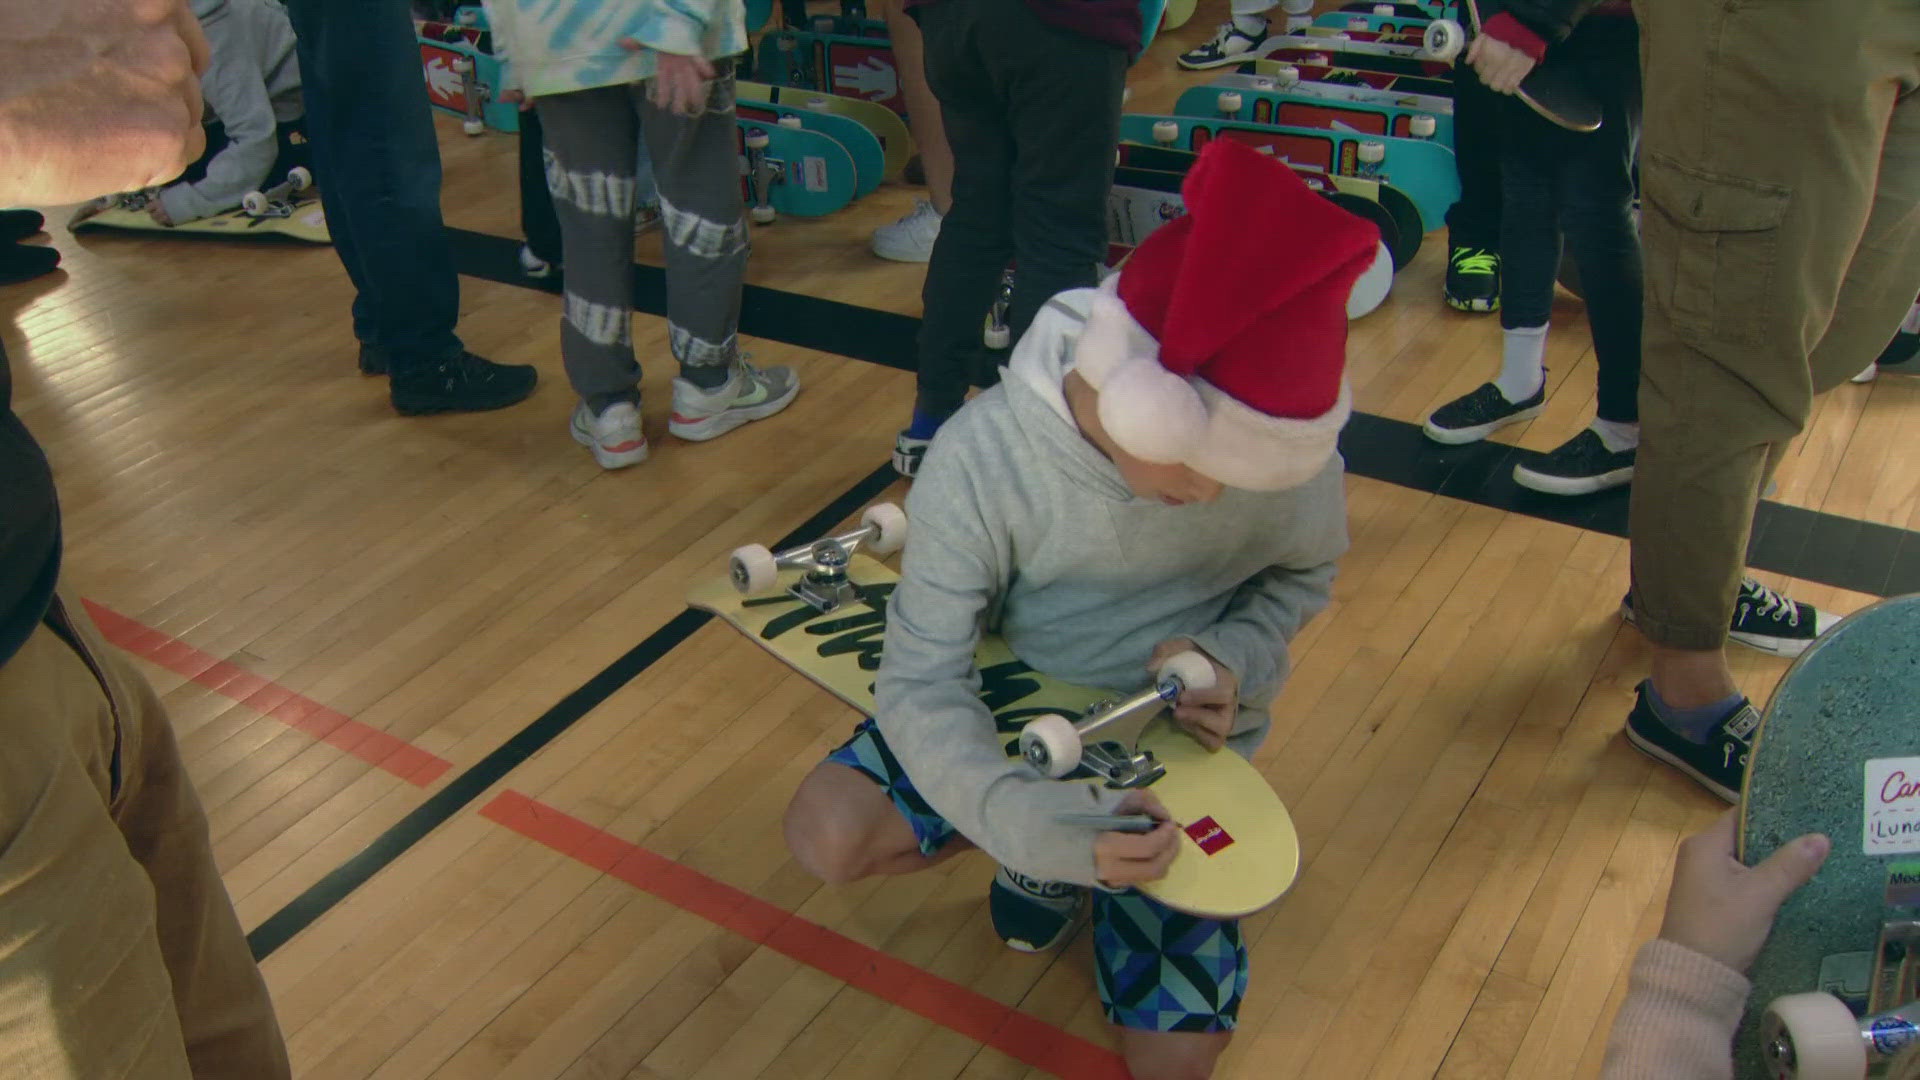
640, 65, 797, 443
1444, 60, 1504, 312
0, 598, 289, 1079
283, 0, 535, 412
902, 0, 1015, 476
1511, 15, 1643, 496
1625, 0, 1920, 801
517, 105, 564, 274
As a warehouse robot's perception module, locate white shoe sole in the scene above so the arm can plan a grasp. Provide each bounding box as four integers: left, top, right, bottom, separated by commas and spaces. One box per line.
669, 380, 800, 442
1623, 723, 1738, 803
1512, 462, 1633, 496
871, 235, 934, 263
1618, 600, 1837, 658
570, 412, 649, 469
1421, 403, 1541, 445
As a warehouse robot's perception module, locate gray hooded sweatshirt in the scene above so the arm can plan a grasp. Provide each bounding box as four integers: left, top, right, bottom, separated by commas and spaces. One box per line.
159, 0, 303, 225
873, 287, 1349, 888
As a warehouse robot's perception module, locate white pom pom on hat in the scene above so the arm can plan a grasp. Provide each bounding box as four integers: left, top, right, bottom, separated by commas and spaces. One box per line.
1097, 359, 1208, 464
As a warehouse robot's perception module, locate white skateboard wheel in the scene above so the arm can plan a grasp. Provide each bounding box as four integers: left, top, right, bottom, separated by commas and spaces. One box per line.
1347, 17, 1369, 30
729, 543, 778, 594
241, 191, 269, 215
745, 129, 771, 149
1423, 19, 1465, 62
1019, 715, 1082, 779
1358, 140, 1387, 165
1285, 14, 1312, 31
1122, 86, 1133, 106
1409, 114, 1437, 139
1157, 651, 1216, 693
861, 502, 909, 555
462, 118, 485, 135
1347, 239, 1394, 320
286, 166, 313, 191
1271, 64, 1300, 87
1252, 77, 1276, 91
804, 97, 830, 111
1760, 994, 1867, 1080
1329, 31, 1352, 41
778, 115, 803, 129
750, 205, 777, 224
455, 7, 479, 23
1216, 91, 1243, 115
983, 323, 1011, 350
1152, 119, 1179, 146
1279, 0, 1311, 13
452, 56, 474, 74
1373, 3, 1395, 13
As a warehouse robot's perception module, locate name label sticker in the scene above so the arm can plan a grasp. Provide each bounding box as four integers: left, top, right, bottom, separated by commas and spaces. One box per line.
1185, 816, 1234, 856
1866, 758, 1920, 855
1889, 862, 1920, 909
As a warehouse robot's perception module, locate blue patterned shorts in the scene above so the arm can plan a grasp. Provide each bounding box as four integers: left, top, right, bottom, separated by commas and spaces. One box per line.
825, 718, 1248, 1033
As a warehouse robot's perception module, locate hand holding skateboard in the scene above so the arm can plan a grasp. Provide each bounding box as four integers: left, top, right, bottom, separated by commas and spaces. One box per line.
1091, 791, 1182, 887
1149, 639, 1237, 752
1463, 33, 1536, 94
1663, 811, 1831, 975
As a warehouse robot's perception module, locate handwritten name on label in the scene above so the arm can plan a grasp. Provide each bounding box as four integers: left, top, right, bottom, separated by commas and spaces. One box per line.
1185, 816, 1234, 856
1866, 758, 1920, 856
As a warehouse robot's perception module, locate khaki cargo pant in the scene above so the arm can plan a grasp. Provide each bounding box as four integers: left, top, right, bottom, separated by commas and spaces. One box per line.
1627, 0, 1920, 649
0, 594, 289, 1078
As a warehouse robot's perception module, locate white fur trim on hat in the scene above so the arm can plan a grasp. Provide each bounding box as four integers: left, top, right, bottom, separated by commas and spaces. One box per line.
1347, 240, 1394, 320
1071, 275, 1161, 390
1186, 379, 1352, 492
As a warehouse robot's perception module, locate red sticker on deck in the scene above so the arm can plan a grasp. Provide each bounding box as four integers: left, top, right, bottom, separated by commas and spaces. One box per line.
1184, 817, 1234, 855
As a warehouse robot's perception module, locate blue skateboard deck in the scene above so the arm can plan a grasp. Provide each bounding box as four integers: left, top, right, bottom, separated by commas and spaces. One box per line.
737, 118, 859, 219
1177, 82, 1453, 145
735, 100, 884, 197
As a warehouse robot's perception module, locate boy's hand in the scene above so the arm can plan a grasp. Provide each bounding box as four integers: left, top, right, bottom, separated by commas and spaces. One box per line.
623, 40, 715, 117
1465, 35, 1536, 94
148, 199, 173, 226
0, 0, 211, 204
1149, 639, 1238, 752
1659, 810, 1830, 974
1094, 790, 1179, 887
499, 88, 536, 113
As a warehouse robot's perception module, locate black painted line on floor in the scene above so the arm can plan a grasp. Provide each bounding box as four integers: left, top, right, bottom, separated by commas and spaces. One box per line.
246, 460, 900, 960
447, 226, 1920, 598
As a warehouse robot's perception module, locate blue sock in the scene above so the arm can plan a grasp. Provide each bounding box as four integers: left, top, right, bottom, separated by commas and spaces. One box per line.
905, 407, 949, 440
1647, 683, 1746, 745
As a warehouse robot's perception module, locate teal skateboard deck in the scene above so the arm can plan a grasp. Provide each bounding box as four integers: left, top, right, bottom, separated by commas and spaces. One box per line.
737, 118, 859, 219
736, 100, 883, 197
1737, 595, 1920, 1078
1120, 113, 1457, 232
755, 31, 908, 117
737, 81, 913, 181
1208, 70, 1451, 118
1314, 11, 1434, 33
1177, 82, 1453, 145
1241, 58, 1453, 99
417, 34, 517, 133
1261, 39, 1451, 80
1338, 0, 1454, 14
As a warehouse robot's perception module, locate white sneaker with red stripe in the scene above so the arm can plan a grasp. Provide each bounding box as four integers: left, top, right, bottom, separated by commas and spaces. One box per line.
571, 400, 649, 469
668, 359, 800, 442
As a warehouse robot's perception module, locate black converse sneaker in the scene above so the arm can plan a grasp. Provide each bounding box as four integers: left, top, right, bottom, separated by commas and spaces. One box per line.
1623, 680, 1758, 803
1178, 20, 1271, 69
1444, 245, 1501, 313
989, 867, 1086, 953
1422, 380, 1546, 445
1619, 578, 1841, 657
1512, 429, 1635, 495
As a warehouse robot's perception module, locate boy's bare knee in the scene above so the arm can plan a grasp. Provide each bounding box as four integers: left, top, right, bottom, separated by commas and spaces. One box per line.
784, 764, 880, 884
1117, 1027, 1231, 1080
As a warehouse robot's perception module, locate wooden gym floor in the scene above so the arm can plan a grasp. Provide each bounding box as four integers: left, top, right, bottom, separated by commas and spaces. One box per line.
6, 6, 1918, 1077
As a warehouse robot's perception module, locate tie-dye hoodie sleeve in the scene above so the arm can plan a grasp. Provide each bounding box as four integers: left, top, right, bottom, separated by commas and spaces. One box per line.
483, 0, 746, 97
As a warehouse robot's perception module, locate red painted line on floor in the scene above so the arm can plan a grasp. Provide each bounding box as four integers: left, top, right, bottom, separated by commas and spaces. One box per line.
82, 599, 452, 787
479, 790, 1132, 1080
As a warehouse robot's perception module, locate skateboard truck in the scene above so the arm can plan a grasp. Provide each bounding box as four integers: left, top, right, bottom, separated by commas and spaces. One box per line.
743, 129, 780, 224
728, 503, 908, 612
240, 166, 313, 218
984, 268, 1014, 349
452, 56, 486, 135
1018, 651, 1216, 788
1760, 991, 1919, 1079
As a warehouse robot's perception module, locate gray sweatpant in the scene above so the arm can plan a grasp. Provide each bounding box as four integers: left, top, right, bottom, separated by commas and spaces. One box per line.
536, 62, 749, 409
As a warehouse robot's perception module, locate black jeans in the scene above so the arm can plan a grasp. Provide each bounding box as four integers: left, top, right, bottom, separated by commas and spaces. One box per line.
285, 0, 464, 372
1499, 14, 1642, 423
913, 0, 1127, 418
1445, 59, 1502, 251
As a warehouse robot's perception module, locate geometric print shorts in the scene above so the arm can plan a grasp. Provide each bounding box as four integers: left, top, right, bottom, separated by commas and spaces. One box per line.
825, 718, 1248, 1032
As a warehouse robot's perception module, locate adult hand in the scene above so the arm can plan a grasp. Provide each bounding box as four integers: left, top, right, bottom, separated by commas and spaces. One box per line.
1093, 790, 1180, 887
1465, 34, 1536, 94
624, 41, 715, 117
0, 0, 212, 204
499, 88, 537, 113
1149, 639, 1238, 752
1660, 810, 1830, 974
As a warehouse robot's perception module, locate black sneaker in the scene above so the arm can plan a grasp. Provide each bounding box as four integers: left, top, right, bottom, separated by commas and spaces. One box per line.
1623, 680, 1758, 803
1619, 578, 1841, 657
1178, 20, 1271, 69
0, 209, 47, 243
358, 343, 389, 376
0, 241, 59, 286
1422, 379, 1545, 445
893, 430, 931, 479
990, 867, 1086, 953
1513, 428, 1635, 495
389, 351, 538, 415
1876, 330, 1920, 374
1444, 245, 1500, 313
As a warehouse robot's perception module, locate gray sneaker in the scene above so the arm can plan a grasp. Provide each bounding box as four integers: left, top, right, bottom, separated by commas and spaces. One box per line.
668, 359, 799, 442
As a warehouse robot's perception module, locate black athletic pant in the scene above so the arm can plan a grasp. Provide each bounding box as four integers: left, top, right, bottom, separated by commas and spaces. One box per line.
517, 107, 564, 267
1498, 14, 1642, 423
1444, 58, 1502, 252
912, 0, 1127, 419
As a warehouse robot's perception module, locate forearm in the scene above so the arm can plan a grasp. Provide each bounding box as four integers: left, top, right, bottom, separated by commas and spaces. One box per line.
160, 131, 274, 222
1600, 940, 1749, 1080
1187, 560, 1337, 705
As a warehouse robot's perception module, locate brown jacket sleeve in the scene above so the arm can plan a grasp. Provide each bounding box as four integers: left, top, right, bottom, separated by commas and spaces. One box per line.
1601, 940, 1751, 1080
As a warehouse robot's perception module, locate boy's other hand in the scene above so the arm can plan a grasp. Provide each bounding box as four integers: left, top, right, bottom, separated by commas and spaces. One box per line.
0, 0, 211, 204
1465, 35, 1536, 94
625, 42, 715, 117
1659, 810, 1829, 975
1149, 639, 1238, 752
1094, 790, 1179, 887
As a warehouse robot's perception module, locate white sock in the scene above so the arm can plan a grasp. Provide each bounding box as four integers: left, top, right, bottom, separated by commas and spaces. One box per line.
1590, 417, 1640, 452
1493, 324, 1548, 404
1231, 12, 1268, 35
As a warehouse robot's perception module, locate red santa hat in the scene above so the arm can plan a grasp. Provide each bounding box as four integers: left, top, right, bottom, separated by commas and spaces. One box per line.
1073, 138, 1380, 491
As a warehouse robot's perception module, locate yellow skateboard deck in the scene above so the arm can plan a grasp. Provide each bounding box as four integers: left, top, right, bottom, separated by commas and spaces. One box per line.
737, 80, 915, 183
689, 551, 1301, 919
68, 190, 329, 244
